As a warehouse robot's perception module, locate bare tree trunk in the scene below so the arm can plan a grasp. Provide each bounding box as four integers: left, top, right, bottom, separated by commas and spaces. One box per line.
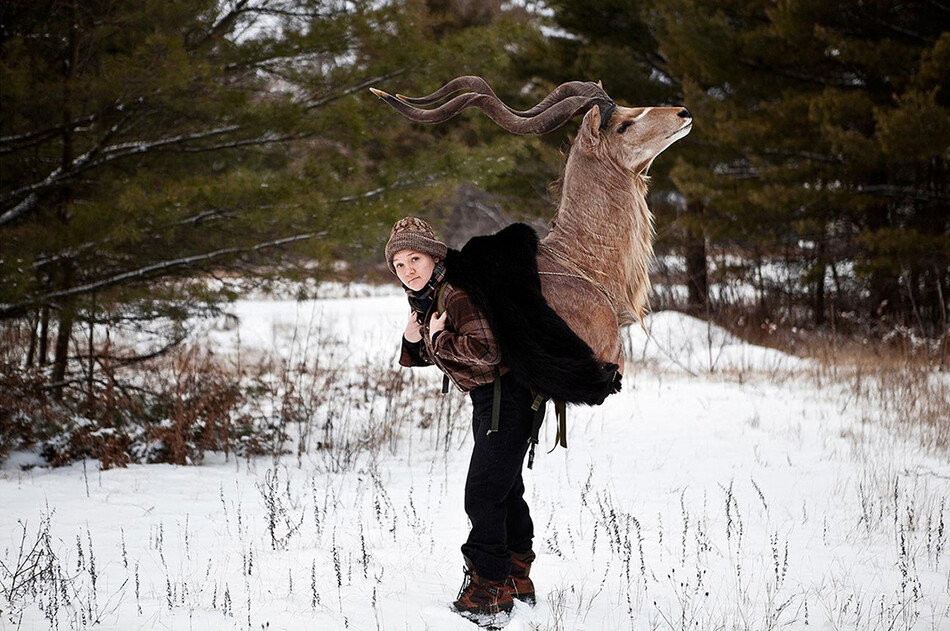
104, 323, 115, 423
86, 292, 96, 415
682, 200, 708, 312
937, 274, 948, 370
814, 228, 826, 327
51, 0, 79, 399
754, 246, 768, 321
38, 304, 50, 365
25, 312, 38, 368
866, 195, 899, 321
51, 304, 74, 398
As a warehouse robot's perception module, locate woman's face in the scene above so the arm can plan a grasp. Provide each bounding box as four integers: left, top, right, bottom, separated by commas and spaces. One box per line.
392, 250, 437, 291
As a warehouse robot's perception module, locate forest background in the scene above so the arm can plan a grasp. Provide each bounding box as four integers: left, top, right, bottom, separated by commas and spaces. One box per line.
1, 0, 948, 466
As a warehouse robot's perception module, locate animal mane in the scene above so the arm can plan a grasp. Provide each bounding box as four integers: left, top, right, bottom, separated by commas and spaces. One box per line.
542, 146, 655, 326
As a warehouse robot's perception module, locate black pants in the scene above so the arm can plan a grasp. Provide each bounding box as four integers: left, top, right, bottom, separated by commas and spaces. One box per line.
461, 372, 535, 581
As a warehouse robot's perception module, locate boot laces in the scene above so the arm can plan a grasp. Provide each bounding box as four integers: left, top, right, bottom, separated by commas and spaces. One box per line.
456, 565, 475, 601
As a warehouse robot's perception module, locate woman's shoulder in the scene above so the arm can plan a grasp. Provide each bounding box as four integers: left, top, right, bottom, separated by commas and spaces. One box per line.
440, 281, 460, 295
438, 282, 475, 310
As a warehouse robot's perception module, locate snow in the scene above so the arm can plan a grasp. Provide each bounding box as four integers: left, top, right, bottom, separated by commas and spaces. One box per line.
2, 287, 948, 630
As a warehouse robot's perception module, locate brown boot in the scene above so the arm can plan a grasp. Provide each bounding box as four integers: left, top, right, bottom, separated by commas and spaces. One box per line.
452, 562, 515, 616
509, 550, 536, 605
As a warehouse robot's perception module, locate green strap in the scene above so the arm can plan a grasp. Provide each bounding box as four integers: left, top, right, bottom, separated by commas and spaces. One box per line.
487, 373, 501, 436
527, 392, 547, 469
547, 400, 568, 454
555, 400, 567, 448
435, 283, 448, 315
436, 284, 450, 396
527, 396, 570, 465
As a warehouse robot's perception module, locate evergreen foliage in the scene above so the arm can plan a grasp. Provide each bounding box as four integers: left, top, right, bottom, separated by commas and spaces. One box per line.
659, 0, 949, 331
511, 0, 717, 310
520, 0, 949, 332
2, 0, 947, 454
0, 0, 536, 397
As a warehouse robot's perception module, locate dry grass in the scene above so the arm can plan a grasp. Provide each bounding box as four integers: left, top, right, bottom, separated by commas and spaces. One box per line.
0, 304, 454, 472
707, 309, 950, 455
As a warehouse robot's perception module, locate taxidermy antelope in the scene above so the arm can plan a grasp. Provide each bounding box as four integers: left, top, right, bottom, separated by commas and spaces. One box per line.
371, 76, 692, 377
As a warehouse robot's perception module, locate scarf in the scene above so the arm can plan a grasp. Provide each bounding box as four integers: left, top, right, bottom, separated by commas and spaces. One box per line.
405, 261, 447, 324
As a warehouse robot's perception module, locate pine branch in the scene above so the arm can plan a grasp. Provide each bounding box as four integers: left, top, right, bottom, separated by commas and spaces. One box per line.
29, 175, 434, 271
185, 0, 253, 52
687, 138, 846, 165
254, 6, 352, 20
921, 0, 950, 13
331, 173, 442, 203
171, 132, 305, 153
83, 333, 189, 367
1, 67, 409, 226
1, 232, 323, 318
866, 16, 930, 43
0, 194, 40, 227
0, 123, 240, 224
757, 147, 846, 165
32, 209, 240, 270
737, 58, 866, 89
0, 108, 139, 224
0, 112, 99, 154
856, 184, 941, 202
304, 69, 407, 110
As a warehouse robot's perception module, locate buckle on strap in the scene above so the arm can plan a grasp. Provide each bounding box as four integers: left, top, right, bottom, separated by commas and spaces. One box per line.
526, 392, 548, 470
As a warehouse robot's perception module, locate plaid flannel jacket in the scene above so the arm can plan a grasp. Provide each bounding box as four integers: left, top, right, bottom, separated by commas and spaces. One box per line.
399, 283, 504, 391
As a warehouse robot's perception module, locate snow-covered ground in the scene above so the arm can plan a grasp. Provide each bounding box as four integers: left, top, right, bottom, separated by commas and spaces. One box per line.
2, 288, 948, 630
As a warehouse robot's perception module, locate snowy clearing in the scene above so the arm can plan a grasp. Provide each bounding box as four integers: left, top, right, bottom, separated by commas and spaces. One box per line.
2, 288, 948, 630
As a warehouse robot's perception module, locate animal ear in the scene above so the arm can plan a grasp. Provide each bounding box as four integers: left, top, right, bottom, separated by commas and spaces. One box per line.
580, 106, 602, 149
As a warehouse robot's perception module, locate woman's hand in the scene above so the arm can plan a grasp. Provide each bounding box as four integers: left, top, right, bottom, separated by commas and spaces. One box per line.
429, 310, 447, 340
404, 312, 423, 343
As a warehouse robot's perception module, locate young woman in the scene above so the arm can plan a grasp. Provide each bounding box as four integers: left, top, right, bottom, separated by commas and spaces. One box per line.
385, 216, 537, 616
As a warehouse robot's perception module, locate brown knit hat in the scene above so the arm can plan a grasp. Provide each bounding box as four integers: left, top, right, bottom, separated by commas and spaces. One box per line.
385, 217, 447, 275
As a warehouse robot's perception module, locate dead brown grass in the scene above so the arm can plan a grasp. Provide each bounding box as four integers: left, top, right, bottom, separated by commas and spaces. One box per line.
708, 307, 950, 454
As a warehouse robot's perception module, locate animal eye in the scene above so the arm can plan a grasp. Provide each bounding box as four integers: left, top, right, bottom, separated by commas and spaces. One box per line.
617, 122, 632, 134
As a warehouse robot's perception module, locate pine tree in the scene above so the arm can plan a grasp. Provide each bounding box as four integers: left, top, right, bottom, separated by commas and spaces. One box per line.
657, 0, 950, 330
0, 0, 536, 399
511, 0, 718, 312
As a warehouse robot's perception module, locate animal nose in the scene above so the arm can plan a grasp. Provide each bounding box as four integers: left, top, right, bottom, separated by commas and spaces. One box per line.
678, 108, 692, 119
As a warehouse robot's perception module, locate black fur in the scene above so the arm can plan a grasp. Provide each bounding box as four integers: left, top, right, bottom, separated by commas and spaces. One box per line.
444, 223, 619, 406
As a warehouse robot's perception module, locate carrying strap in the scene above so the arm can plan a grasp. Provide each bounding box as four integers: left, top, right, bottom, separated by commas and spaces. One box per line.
526, 393, 567, 468
435, 283, 448, 316
549, 400, 568, 452
436, 284, 450, 395
527, 392, 547, 469
487, 373, 502, 436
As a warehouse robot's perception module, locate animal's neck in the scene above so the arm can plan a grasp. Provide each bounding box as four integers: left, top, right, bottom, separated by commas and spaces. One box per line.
543, 149, 654, 322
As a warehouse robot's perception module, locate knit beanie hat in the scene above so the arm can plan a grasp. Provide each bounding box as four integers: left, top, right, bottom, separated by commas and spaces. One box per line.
385, 217, 447, 275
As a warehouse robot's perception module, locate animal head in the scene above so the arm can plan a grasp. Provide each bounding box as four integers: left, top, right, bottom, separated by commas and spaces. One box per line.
576, 104, 692, 174
370, 75, 691, 173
